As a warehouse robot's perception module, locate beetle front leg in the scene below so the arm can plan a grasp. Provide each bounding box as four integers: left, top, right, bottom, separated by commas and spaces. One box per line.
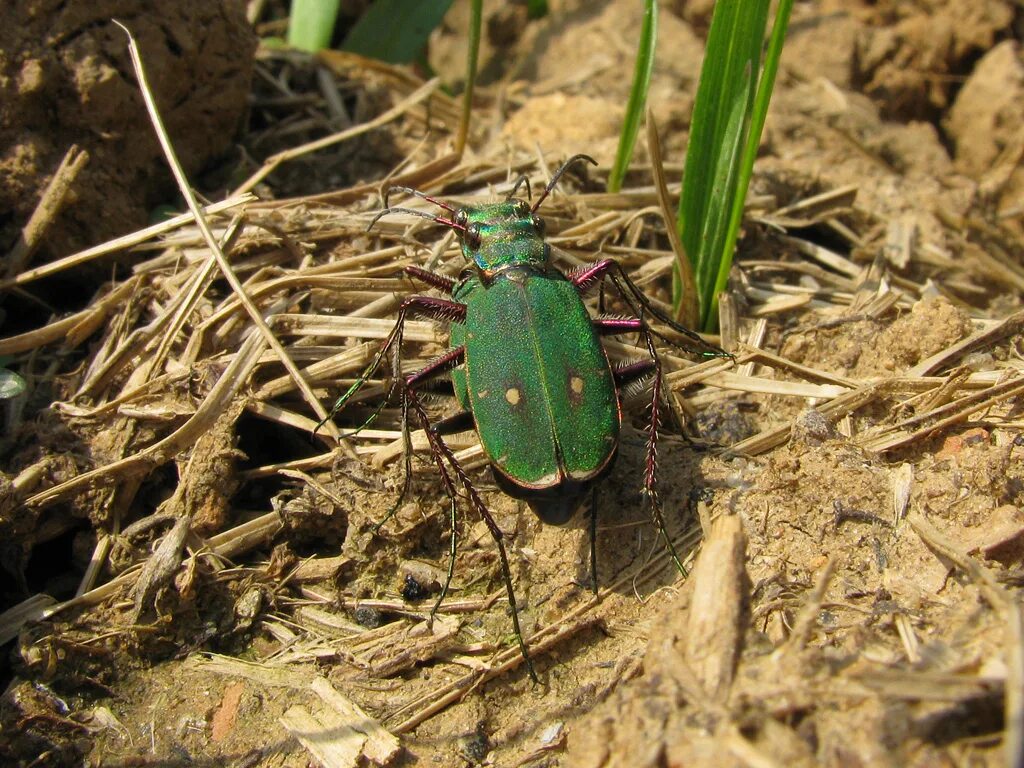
404, 265, 457, 296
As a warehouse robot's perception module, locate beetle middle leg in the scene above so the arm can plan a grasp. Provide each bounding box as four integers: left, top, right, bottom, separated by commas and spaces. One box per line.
320, 295, 465, 512
569, 258, 729, 359
319, 295, 467, 434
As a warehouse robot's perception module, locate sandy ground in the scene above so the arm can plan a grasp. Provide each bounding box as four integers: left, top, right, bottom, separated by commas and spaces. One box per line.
1, 1, 1023, 766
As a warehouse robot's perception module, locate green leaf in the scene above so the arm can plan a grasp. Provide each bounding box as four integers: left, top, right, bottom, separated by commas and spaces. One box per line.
709, 0, 793, 321
342, 0, 455, 64
287, 0, 341, 53
676, 0, 791, 330
607, 0, 657, 193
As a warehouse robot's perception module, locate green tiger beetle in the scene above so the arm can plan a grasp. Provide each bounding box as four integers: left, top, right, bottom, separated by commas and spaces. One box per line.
326, 155, 728, 681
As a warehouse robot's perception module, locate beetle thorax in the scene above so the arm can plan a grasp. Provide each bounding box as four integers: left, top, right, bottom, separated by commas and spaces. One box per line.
456, 201, 549, 273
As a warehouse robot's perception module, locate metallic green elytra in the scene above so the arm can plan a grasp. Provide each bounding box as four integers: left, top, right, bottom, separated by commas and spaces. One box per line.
449, 200, 619, 524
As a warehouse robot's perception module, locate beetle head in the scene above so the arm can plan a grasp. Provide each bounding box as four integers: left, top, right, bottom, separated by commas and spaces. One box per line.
454, 199, 548, 272
368, 155, 596, 275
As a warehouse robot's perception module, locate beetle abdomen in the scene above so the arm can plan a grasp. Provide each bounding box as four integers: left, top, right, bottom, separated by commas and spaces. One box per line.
456, 270, 619, 492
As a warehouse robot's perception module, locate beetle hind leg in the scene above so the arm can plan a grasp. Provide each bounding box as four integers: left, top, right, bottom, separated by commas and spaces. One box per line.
403, 386, 540, 683
594, 317, 690, 576
638, 348, 688, 577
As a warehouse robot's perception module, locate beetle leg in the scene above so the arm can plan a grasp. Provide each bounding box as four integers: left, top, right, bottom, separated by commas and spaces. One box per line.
375, 346, 465, 534
432, 490, 458, 626
571, 259, 731, 359
594, 316, 689, 575
432, 409, 476, 435
404, 385, 539, 683
567, 258, 615, 294
413, 409, 475, 624
398, 390, 461, 630
592, 316, 643, 336
612, 358, 656, 388
404, 265, 457, 295
639, 346, 688, 577
381, 357, 474, 631
318, 295, 466, 435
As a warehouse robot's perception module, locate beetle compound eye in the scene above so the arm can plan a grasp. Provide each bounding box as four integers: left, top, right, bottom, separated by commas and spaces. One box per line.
454, 209, 468, 227
465, 223, 482, 250
532, 215, 545, 236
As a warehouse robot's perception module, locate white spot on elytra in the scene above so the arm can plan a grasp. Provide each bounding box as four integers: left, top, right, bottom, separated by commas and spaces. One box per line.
505, 387, 521, 405
570, 376, 584, 394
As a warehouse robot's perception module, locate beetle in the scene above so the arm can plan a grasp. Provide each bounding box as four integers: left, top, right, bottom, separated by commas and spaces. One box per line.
326, 155, 727, 680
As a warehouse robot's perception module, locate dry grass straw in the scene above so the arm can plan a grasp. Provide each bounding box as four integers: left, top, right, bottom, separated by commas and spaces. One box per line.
1, 24, 1021, 766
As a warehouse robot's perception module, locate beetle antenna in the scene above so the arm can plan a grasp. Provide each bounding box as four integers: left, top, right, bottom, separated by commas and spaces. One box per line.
384, 185, 457, 213
532, 154, 598, 212
367, 207, 467, 234
506, 174, 532, 202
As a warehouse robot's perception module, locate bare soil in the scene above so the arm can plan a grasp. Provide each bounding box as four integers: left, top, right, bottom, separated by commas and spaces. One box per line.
1, 1, 1023, 767
0, 0, 255, 272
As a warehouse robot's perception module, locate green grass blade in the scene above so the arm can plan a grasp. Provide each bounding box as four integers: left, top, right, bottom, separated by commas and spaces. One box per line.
607, 0, 657, 193
694, 74, 749, 304
287, 0, 341, 53
342, 0, 455, 64
677, 0, 771, 329
455, 0, 482, 156
709, 0, 793, 322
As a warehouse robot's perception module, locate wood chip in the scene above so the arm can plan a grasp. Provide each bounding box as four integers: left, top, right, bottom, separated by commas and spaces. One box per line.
281, 705, 368, 768
310, 677, 401, 764
683, 515, 747, 699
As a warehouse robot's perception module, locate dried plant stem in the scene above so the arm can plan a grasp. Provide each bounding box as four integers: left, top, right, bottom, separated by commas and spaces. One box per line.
6, 144, 89, 277
234, 77, 441, 195
0, 195, 254, 292
116, 22, 350, 450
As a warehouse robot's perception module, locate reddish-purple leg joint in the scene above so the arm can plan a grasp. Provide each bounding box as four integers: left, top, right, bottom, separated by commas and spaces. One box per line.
404, 265, 457, 296
592, 316, 643, 336
567, 258, 617, 293
397, 295, 466, 324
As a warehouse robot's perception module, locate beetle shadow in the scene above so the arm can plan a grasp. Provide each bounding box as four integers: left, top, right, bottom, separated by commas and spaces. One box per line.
572, 426, 717, 598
